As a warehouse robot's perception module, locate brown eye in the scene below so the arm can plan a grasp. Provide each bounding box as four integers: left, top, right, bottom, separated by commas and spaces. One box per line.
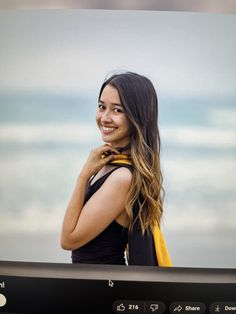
98, 103, 105, 110
114, 108, 122, 113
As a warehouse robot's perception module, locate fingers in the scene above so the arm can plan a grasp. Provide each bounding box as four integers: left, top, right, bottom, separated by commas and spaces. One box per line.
100, 144, 120, 158
102, 144, 119, 153
89, 144, 120, 168
101, 152, 115, 165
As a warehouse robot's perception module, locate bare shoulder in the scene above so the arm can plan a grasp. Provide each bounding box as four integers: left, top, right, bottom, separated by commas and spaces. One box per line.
105, 167, 133, 187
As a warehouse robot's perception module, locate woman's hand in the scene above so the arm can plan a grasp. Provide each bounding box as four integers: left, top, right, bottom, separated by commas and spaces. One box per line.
79, 144, 119, 180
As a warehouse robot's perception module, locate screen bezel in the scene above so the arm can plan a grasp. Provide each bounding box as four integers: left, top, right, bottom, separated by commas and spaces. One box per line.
0, 0, 236, 14
1, 260, 236, 284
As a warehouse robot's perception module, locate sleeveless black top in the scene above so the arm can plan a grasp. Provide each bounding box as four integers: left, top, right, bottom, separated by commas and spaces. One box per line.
71, 166, 129, 265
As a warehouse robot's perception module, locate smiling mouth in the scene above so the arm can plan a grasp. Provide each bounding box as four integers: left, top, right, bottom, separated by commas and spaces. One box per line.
101, 126, 117, 134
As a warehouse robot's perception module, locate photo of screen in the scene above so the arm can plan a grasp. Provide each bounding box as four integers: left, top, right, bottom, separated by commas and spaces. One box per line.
0, 7, 235, 268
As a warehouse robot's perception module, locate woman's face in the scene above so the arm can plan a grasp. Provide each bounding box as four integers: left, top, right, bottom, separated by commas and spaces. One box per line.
96, 84, 130, 148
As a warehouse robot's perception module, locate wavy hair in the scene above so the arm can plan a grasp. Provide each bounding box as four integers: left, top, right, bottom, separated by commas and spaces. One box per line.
98, 72, 164, 234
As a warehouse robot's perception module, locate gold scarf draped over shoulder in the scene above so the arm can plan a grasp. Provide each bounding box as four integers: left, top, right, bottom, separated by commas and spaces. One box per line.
152, 224, 172, 267
109, 154, 132, 166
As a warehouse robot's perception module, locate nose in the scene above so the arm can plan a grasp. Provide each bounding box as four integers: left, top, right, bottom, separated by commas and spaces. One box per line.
101, 110, 113, 123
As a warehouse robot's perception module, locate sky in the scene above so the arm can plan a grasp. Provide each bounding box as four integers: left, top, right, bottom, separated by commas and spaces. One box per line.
0, 10, 236, 97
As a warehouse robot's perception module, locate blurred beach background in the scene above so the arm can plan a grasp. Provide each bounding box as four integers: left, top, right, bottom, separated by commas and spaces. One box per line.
0, 10, 235, 267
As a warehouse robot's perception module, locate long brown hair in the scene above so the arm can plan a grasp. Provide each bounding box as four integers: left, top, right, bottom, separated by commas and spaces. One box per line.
99, 72, 164, 234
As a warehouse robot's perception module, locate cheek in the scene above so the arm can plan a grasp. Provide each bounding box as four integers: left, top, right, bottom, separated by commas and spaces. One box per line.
121, 117, 131, 134
119, 117, 130, 136
96, 111, 101, 125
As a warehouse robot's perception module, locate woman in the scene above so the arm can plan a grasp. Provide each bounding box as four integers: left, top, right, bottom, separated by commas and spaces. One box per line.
61, 71, 171, 266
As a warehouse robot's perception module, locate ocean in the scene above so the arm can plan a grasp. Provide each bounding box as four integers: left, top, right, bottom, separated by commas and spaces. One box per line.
0, 91, 235, 267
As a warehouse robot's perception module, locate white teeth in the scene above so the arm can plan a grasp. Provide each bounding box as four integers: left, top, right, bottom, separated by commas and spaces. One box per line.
102, 127, 116, 132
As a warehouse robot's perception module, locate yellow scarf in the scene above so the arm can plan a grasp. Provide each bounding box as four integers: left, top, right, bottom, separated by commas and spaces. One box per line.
109, 154, 132, 166
152, 224, 172, 267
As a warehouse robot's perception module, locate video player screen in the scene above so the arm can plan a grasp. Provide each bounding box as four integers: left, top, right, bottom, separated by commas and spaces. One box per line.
0, 4, 235, 269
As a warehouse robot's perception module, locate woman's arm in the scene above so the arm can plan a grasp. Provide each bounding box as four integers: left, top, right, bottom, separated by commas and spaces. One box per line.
60, 174, 88, 249
61, 167, 132, 250
60, 144, 131, 250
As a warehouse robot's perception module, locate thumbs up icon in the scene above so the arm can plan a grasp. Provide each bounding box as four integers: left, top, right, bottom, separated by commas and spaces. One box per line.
117, 303, 125, 311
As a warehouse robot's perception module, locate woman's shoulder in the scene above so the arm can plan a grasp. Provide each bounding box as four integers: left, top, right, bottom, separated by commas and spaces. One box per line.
104, 166, 133, 190
110, 166, 133, 182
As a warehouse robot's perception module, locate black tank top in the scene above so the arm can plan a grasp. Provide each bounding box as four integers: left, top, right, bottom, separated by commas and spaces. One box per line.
71, 166, 131, 265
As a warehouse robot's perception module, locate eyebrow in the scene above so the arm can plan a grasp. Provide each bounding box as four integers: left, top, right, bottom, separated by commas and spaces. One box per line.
98, 100, 123, 107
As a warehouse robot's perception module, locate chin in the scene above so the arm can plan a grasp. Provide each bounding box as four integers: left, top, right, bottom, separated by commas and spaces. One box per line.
101, 135, 116, 144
